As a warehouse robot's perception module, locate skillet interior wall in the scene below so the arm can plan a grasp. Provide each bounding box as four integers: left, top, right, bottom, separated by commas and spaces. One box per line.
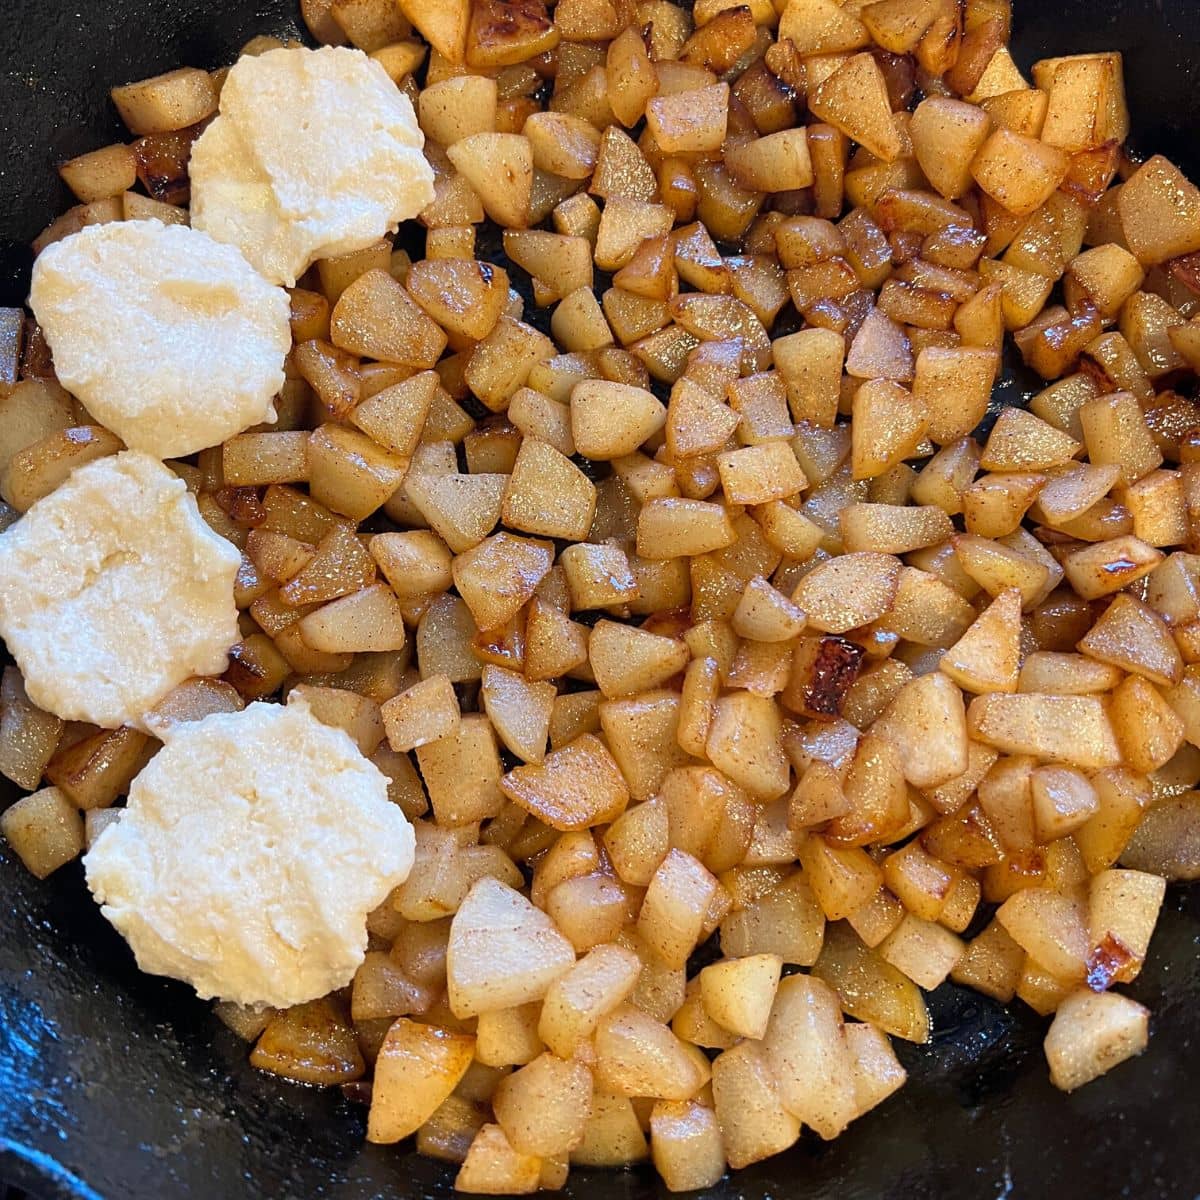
0, 1, 1198, 1197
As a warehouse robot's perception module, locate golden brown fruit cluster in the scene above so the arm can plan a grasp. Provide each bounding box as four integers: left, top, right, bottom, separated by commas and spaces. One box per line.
5, 0, 1200, 1192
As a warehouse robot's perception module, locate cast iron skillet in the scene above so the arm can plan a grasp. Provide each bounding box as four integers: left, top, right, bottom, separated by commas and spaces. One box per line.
1, 3, 1199, 1197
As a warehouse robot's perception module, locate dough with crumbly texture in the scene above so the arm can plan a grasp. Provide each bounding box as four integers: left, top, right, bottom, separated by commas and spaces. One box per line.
30, 220, 290, 459
0, 451, 240, 729
84, 695, 416, 1008
190, 45, 435, 286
